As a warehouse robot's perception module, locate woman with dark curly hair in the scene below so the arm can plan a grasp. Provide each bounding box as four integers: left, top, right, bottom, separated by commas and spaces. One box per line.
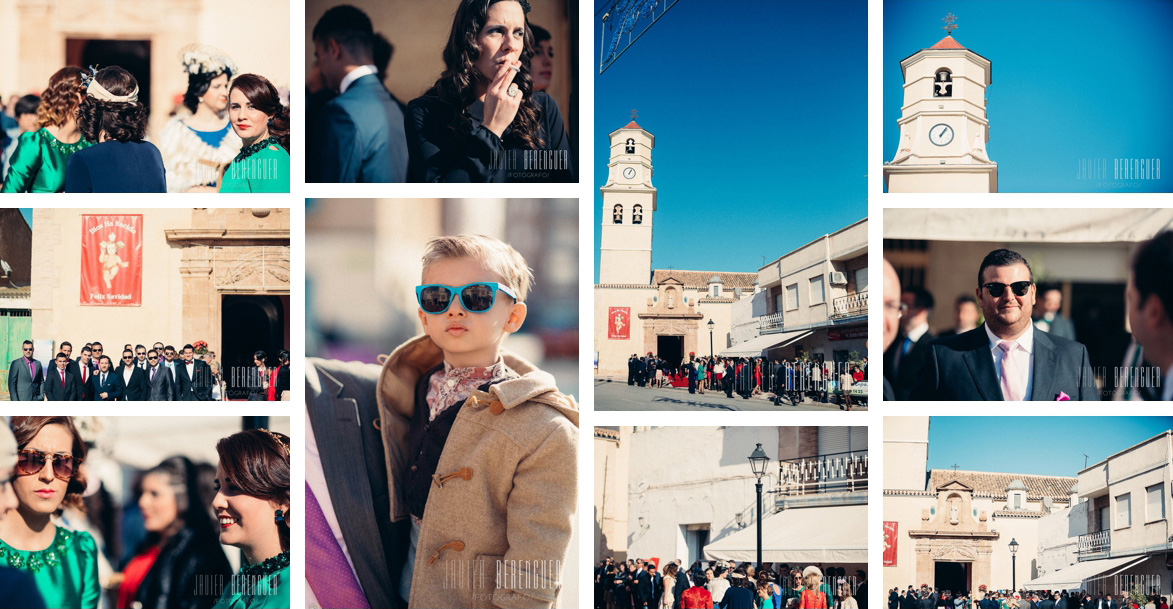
156, 45, 242, 192
0, 417, 99, 608
406, 0, 573, 182
64, 66, 166, 192
0, 67, 93, 193
210, 428, 290, 609
115, 456, 231, 609
219, 74, 290, 193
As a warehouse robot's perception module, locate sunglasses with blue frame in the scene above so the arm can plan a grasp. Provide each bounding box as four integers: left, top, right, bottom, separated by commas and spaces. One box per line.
415, 282, 519, 314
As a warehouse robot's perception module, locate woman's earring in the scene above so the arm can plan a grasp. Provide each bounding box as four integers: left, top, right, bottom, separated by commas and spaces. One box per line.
274, 509, 285, 523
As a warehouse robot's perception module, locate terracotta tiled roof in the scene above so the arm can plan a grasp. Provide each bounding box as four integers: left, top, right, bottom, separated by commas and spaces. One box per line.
930, 36, 965, 50
928, 469, 1076, 499
622, 120, 642, 129
652, 269, 758, 289
595, 427, 620, 440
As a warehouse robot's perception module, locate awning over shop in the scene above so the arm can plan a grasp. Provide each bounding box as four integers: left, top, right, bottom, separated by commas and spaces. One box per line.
884, 209, 1173, 243
719, 331, 812, 358
703, 504, 866, 564
1024, 555, 1149, 590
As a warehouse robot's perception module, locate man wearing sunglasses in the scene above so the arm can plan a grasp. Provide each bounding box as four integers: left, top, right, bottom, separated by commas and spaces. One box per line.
912, 248, 1098, 401
6, 340, 43, 401
145, 349, 174, 401
115, 348, 150, 401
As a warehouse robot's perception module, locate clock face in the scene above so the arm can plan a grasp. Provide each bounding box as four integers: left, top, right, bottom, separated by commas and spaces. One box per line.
929, 123, 954, 146
623, 167, 637, 180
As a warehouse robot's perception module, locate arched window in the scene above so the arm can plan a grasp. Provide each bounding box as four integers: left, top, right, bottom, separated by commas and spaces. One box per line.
613, 204, 623, 224
934, 68, 953, 97
633, 204, 643, 224
625, 138, 636, 154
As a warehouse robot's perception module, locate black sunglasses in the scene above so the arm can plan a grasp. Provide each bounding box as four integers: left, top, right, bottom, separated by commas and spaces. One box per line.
16, 449, 81, 481
148, 355, 159, 360
982, 281, 1032, 298
122, 355, 133, 360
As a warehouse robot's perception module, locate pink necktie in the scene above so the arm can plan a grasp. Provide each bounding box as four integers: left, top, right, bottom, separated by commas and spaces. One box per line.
998, 341, 1024, 401
306, 482, 370, 608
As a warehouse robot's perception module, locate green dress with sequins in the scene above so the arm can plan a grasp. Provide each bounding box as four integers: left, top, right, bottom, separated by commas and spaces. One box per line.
0, 128, 93, 192
212, 551, 291, 608
0, 527, 100, 609
218, 137, 290, 193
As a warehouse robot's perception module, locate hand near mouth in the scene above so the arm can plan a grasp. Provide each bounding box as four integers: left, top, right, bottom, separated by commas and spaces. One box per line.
483, 59, 524, 138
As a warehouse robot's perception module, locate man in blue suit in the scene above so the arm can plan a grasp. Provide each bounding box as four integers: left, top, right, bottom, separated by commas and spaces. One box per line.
90, 355, 124, 401
912, 249, 1099, 401
309, 5, 408, 183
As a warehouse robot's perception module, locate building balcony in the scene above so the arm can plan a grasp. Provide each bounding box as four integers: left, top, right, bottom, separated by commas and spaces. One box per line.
758, 312, 785, 335
774, 449, 868, 509
1078, 530, 1110, 559
831, 290, 867, 320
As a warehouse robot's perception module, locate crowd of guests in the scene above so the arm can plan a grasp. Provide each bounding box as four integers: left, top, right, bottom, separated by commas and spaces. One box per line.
7, 340, 290, 401
307, 1, 574, 183
888, 587, 1169, 609
596, 557, 866, 609
0, 416, 290, 608
0, 44, 289, 193
625, 354, 868, 409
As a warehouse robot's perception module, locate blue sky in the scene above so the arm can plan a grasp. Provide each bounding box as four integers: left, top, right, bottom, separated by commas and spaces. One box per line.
884, 0, 1173, 192
19, 209, 31, 228
593, 0, 868, 282
927, 417, 1173, 477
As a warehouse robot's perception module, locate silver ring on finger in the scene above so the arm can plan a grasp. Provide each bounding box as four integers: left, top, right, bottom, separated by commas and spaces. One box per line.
507, 83, 519, 98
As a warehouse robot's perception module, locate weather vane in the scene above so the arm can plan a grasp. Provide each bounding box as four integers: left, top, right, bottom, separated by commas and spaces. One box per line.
942, 13, 958, 35
631, 108, 639, 121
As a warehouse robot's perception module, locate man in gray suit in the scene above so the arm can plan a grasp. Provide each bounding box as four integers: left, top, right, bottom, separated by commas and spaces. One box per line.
913, 249, 1099, 401
306, 358, 409, 608
7, 340, 43, 401
145, 349, 174, 401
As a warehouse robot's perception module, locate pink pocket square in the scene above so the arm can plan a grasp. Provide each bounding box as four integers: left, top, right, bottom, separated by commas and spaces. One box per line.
1056, 391, 1071, 401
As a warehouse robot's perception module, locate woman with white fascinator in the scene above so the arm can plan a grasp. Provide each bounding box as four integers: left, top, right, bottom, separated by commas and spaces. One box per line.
64, 65, 167, 192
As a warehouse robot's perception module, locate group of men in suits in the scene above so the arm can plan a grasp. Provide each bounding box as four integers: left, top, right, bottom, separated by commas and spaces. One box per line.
8, 340, 215, 401
882, 248, 1100, 401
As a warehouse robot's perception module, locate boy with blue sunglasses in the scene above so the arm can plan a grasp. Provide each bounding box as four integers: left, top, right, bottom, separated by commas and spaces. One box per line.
376, 234, 577, 608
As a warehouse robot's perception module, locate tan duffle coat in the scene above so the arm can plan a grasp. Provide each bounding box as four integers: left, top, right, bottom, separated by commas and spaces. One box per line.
377, 335, 579, 608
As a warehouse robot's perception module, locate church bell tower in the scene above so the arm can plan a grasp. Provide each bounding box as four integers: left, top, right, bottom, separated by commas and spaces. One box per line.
599, 114, 656, 285
884, 14, 998, 193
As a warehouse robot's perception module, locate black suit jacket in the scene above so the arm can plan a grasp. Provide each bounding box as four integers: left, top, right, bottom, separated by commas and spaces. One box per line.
901, 595, 917, 609
911, 325, 1100, 401
885, 328, 937, 400
306, 358, 408, 609
69, 360, 96, 400
634, 570, 652, 606
115, 364, 150, 401
89, 371, 124, 400
44, 368, 83, 401
176, 360, 212, 401
146, 365, 174, 401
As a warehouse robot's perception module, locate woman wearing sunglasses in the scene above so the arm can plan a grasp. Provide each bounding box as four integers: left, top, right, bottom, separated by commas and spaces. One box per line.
0, 416, 98, 608
211, 428, 290, 609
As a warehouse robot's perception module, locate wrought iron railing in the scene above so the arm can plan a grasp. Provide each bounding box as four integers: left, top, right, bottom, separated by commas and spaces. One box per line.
831, 290, 867, 319
758, 312, 785, 335
777, 449, 868, 495
1078, 530, 1110, 557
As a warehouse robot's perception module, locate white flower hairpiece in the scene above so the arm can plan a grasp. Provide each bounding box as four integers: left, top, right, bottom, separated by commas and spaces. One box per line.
178, 43, 238, 77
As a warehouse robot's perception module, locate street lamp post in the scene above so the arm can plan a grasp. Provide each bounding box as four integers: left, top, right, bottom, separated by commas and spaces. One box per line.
707, 319, 715, 358
1009, 537, 1019, 592
748, 443, 770, 568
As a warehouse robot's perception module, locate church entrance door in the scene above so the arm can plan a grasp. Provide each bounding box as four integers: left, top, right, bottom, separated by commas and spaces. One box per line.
934, 561, 969, 594
221, 295, 287, 400
657, 335, 683, 369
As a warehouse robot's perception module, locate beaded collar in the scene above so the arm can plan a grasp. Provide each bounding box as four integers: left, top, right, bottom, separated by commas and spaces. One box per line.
238, 550, 290, 578
233, 136, 280, 163
39, 128, 91, 154
0, 527, 73, 572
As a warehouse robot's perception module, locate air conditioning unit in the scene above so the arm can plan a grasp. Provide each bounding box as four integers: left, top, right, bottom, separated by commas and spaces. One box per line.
829, 272, 848, 285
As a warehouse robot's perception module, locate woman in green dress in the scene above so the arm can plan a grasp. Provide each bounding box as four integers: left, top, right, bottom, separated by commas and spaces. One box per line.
211, 428, 290, 609
219, 74, 290, 193
0, 417, 99, 608
0, 67, 92, 192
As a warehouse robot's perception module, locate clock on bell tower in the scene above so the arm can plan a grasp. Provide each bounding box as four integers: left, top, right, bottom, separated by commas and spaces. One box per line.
884, 14, 998, 193
600, 114, 656, 285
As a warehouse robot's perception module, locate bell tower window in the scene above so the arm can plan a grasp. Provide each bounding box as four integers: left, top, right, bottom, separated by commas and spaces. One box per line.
632, 204, 643, 224
625, 138, 636, 154
613, 204, 623, 224
934, 68, 953, 97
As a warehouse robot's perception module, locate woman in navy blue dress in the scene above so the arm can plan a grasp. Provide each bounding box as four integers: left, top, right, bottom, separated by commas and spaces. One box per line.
64, 66, 166, 192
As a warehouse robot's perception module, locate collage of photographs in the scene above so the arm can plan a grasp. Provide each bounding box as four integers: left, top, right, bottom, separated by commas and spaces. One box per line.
0, 0, 1169, 608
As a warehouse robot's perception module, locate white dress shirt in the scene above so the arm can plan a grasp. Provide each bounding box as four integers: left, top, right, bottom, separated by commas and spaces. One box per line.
123, 366, 133, 387
985, 323, 1035, 400
305, 410, 366, 608
339, 65, 377, 94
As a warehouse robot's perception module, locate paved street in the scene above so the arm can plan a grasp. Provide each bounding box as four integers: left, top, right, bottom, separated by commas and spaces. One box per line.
593, 378, 867, 411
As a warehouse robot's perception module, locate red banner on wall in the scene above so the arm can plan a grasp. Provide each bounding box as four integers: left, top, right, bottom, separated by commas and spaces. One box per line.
81, 215, 143, 306
608, 307, 630, 339
883, 521, 899, 566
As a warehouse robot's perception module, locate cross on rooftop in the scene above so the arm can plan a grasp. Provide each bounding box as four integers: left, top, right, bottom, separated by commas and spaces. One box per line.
941, 13, 958, 35
631, 108, 638, 121
950, 463, 960, 471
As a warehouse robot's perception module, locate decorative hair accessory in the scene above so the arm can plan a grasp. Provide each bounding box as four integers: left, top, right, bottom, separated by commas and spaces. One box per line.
179, 43, 238, 77
83, 65, 139, 103
257, 428, 289, 456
